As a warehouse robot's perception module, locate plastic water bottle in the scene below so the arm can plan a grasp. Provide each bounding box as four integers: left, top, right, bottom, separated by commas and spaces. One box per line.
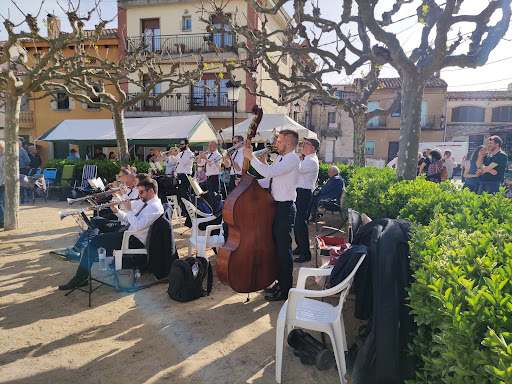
98, 247, 107, 271
135, 268, 141, 279
192, 262, 199, 278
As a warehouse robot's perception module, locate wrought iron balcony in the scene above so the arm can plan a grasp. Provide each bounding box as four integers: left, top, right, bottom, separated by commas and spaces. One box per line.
321, 127, 341, 137
125, 92, 231, 113
125, 33, 236, 55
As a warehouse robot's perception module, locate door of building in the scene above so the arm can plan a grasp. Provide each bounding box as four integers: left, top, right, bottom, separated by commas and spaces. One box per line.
387, 141, 399, 163
325, 140, 334, 163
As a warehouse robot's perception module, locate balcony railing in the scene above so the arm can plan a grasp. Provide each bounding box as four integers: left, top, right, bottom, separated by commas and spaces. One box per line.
19, 111, 33, 127
366, 116, 387, 128
321, 128, 341, 137
125, 33, 235, 55
421, 115, 444, 130
125, 92, 231, 113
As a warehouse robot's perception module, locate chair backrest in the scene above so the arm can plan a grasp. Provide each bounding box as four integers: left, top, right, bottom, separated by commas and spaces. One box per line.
81, 165, 97, 188
333, 254, 365, 315
42, 168, 57, 181
61, 165, 75, 187
181, 197, 210, 218
347, 209, 362, 243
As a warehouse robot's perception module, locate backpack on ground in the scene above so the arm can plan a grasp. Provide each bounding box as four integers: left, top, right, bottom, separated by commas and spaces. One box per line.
167, 256, 212, 302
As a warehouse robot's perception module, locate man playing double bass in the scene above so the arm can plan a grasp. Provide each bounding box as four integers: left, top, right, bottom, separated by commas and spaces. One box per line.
243, 129, 300, 301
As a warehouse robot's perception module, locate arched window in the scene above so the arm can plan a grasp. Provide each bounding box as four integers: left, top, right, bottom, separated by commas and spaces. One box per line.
451, 106, 485, 122
491, 106, 512, 122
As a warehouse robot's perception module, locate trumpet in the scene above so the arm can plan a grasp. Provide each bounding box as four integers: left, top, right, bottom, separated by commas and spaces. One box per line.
160, 146, 180, 156
59, 197, 140, 220
252, 129, 280, 159
67, 188, 121, 205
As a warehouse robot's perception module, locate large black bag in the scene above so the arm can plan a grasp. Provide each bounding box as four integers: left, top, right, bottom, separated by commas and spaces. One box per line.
167, 257, 212, 302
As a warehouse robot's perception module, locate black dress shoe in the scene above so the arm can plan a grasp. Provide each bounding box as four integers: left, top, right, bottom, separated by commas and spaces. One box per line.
49, 248, 81, 262
292, 247, 300, 255
263, 283, 279, 293
265, 289, 288, 301
294, 255, 312, 263
58, 277, 88, 290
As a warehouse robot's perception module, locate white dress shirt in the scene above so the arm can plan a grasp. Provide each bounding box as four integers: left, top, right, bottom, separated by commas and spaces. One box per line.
121, 186, 139, 201
164, 155, 177, 175
227, 149, 244, 176
114, 196, 164, 244
444, 157, 457, 178
297, 153, 319, 191
176, 148, 194, 175
201, 150, 221, 176
251, 151, 300, 202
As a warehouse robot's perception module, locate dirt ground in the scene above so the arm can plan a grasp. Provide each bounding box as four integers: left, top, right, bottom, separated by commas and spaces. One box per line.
0, 199, 364, 384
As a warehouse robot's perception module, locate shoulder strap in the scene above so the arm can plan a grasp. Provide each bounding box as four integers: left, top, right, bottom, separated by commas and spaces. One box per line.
205, 261, 213, 295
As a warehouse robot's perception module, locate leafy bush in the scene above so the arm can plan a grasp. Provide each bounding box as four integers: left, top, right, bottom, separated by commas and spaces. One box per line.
42, 159, 150, 183
341, 166, 512, 383
318, 162, 357, 186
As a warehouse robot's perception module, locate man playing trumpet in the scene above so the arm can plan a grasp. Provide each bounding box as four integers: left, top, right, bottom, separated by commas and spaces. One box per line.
223, 135, 244, 193
199, 141, 222, 209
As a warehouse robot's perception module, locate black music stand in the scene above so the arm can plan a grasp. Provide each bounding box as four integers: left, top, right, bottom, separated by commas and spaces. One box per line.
64, 222, 115, 307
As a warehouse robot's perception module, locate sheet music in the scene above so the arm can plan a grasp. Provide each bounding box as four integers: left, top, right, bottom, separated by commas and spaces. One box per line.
187, 175, 206, 195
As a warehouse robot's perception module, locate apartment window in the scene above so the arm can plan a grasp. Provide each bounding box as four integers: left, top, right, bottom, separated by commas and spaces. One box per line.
328, 112, 336, 124
492, 106, 512, 122
88, 85, 101, 109
57, 93, 69, 110
367, 101, 380, 127
452, 106, 485, 122
420, 100, 428, 127
192, 76, 230, 109
141, 18, 160, 52
211, 15, 232, 48
365, 141, 375, 155
391, 103, 401, 117
142, 74, 161, 111
182, 16, 192, 31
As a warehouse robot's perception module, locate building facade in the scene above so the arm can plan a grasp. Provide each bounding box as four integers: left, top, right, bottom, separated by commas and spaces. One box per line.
446, 87, 512, 159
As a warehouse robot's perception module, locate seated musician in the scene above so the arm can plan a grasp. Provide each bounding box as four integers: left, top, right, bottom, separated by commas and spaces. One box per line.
309, 166, 344, 220
57, 178, 164, 290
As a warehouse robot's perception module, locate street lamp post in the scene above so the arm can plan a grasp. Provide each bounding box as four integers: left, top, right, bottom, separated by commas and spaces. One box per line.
226, 80, 240, 139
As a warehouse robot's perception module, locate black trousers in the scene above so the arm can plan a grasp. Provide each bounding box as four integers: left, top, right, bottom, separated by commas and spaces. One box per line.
177, 173, 191, 208
206, 174, 220, 209
294, 188, 312, 258
273, 201, 296, 293
228, 174, 241, 193
75, 231, 143, 280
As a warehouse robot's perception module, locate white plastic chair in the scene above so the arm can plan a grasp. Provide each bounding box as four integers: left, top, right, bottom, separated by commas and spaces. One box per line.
181, 197, 218, 238
114, 229, 149, 269
275, 254, 366, 384
188, 223, 224, 258
166, 195, 182, 227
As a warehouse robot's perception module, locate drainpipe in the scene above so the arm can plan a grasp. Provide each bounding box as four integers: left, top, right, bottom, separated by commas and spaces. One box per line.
442, 99, 448, 142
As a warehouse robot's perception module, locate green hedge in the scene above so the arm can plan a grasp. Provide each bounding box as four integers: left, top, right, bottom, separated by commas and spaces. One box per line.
343, 166, 512, 383
42, 159, 151, 183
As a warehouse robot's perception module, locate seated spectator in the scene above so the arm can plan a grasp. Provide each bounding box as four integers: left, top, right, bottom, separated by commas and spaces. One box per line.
66, 149, 79, 160
443, 150, 457, 179
28, 146, 42, 172
503, 174, 512, 198
309, 166, 344, 219
108, 152, 117, 161
194, 166, 207, 191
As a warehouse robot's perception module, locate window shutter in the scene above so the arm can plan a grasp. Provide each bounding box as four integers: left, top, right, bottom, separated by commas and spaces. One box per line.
50, 99, 57, 110
69, 99, 75, 110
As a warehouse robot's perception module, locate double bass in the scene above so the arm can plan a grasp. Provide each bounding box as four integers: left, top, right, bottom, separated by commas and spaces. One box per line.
216, 105, 278, 293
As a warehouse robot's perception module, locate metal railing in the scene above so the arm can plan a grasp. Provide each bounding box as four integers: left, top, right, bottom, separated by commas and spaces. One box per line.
19, 111, 33, 125
320, 128, 341, 137
125, 92, 232, 112
125, 33, 235, 55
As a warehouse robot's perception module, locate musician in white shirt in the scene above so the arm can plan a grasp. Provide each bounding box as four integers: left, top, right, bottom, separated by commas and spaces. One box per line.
294, 138, 320, 263
199, 141, 222, 208
223, 135, 244, 193
175, 139, 194, 203
164, 153, 177, 176
243, 129, 300, 301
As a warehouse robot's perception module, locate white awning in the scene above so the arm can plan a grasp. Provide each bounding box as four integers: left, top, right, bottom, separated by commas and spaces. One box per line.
232, 114, 317, 142
37, 115, 218, 145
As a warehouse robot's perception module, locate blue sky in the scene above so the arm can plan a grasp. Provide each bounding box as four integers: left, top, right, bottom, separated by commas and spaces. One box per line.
1, 0, 511, 91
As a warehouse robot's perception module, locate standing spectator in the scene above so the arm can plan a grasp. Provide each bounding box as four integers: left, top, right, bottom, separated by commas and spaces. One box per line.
28, 146, 42, 172
463, 145, 485, 192
93, 148, 106, 160
194, 166, 207, 190
66, 149, 79, 160
0, 140, 5, 228
426, 150, 445, 183
108, 152, 117, 161
146, 149, 155, 162
503, 174, 512, 198
18, 139, 31, 175
478, 136, 507, 195
443, 150, 457, 179
417, 152, 424, 176
418, 149, 431, 175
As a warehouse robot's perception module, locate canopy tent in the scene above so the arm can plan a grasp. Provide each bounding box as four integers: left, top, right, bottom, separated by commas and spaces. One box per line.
231, 114, 317, 142
36, 115, 218, 146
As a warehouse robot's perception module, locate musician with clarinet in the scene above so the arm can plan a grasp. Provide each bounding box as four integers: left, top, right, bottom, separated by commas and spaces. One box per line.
199, 141, 222, 210
57, 178, 163, 291
223, 135, 244, 193
242, 129, 300, 301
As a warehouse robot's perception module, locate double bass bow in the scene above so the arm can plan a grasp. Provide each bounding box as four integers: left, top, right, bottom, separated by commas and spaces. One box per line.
216, 105, 278, 293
